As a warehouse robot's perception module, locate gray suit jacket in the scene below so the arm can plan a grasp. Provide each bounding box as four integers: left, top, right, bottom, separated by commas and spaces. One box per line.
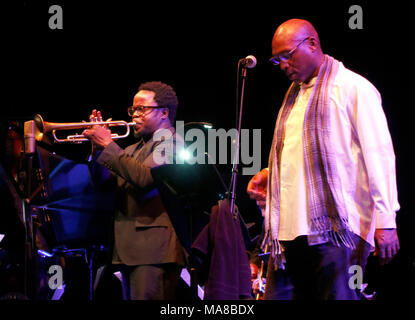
95, 127, 185, 266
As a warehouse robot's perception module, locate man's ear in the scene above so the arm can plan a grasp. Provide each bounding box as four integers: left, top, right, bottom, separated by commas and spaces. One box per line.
308, 37, 319, 52
161, 107, 169, 120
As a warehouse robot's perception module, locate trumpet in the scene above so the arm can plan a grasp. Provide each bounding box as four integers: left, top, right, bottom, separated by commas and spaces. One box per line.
32, 114, 136, 143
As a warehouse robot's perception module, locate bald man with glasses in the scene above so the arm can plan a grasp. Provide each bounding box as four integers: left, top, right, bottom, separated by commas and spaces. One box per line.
247, 19, 399, 300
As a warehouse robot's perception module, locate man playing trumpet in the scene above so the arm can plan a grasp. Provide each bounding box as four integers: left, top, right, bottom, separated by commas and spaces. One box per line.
83, 81, 185, 300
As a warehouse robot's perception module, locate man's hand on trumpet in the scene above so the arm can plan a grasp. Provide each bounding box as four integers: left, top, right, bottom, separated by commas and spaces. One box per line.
82, 109, 113, 150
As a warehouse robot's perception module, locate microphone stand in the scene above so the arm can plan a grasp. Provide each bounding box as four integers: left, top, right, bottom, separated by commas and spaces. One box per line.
22, 120, 37, 299
229, 62, 249, 218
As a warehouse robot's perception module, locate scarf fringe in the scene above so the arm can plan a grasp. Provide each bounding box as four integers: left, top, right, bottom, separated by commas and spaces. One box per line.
261, 232, 285, 270
312, 215, 356, 250
326, 229, 356, 250
260, 231, 268, 253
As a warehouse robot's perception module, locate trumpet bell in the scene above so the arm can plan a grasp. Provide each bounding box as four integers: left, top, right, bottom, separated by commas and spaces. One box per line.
34, 114, 46, 142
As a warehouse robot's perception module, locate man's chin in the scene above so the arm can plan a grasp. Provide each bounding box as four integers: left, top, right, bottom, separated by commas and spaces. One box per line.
133, 128, 152, 141
288, 73, 301, 82
133, 128, 142, 139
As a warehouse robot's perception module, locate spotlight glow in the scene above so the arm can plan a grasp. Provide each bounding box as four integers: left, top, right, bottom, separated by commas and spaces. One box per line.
179, 149, 191, 161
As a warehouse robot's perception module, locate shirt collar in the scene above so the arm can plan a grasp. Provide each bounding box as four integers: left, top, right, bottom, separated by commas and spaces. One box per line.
300, 76, 317, 90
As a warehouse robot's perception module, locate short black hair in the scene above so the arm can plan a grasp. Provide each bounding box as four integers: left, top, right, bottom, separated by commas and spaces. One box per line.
138, 81, 178, 124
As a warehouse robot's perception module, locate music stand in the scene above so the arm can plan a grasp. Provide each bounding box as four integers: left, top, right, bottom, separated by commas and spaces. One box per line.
24, 145, 114, 300
151, 163, 228, 255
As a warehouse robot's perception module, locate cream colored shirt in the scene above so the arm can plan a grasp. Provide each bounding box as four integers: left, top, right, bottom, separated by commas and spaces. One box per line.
278, 63, 399, 248
279, 77, 316, 241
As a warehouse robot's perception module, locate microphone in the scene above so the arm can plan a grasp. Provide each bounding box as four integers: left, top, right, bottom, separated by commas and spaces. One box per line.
240, 55, 257, 68
24, 120, 36, 154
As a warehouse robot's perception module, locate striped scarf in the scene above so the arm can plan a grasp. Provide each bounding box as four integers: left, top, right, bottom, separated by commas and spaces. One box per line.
263, 55, 355, 268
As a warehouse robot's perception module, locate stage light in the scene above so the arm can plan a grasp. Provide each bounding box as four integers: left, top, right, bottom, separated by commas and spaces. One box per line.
37, 249, 53, 258
179, 148, 191, 162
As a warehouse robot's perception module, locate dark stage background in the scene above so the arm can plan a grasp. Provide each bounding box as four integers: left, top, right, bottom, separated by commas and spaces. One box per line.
1, 1, 413, 301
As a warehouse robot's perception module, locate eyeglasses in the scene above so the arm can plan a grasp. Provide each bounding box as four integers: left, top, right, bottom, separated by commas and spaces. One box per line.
127, 105, 166, 116
269, 37, 310, 66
